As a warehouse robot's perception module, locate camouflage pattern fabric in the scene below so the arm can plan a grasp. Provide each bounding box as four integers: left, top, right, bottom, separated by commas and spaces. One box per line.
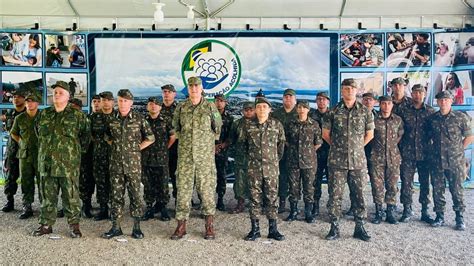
79, 115, 94, 201
215, 110, 233, 197
229, 117, 251, 200
392, 96, 413, 117
310, 109, 330, 201
161, 102, 178, 199
3, 108, 25, 198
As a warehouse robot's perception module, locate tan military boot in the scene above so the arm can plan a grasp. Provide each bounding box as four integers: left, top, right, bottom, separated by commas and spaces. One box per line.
170, 220, 187, 240
204, 215, 215, 240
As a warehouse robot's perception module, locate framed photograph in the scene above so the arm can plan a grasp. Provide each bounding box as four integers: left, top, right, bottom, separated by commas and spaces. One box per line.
340, 33, 384, 67
386, 32, 431, 68
386, 71, 431, 104
434, 32, 474, 67
433, 70, 473, 106
45, 72, 88, 106
44, 34, 86, 68
0, 33, 43, 67
340, 72, 384, 104
1, 71, 43, 104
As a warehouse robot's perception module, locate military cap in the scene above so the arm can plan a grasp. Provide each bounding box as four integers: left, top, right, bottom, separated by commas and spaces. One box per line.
242, 101, 255, 109
341, 78, 357, 88
117, 89, 133, 100
362, 92, 376, 99
147, 96, 161, 105
297, 100, 310, 109
51, 80, 71, 93
411, 84, 426, 92
18, 82, 38, 92
214, 93, 227, 101
25, 92, 42, 103
255, 97, 272, 107
12, 89, 27, 97
69, 98, 83, 107
316, 91, 330, 100
92, 94, 100, 100
283, 88, 296, 96
378, 95, 393, 102
161, 84, 176, 92
99, 91, 114, 100
435, 90, 453, 100
187, 76, 202, 86
390, 77, 406, 85
255, 89, 265, 98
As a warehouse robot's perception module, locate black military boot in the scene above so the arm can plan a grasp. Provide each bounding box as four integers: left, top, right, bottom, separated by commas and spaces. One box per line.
160, 206, 171, 221
18, 203, 33, 219
304, 202, 315, 223
142, 204, 155, 221
2, 195, 14, 212
420, 204, 434, 224
216, 196, 225, 211
284, 202, 298, 221
57, 209, 65, 218
277, 197, 286, 213
455, 211, 465, 231
353, 219, 371, 242
325, 221, 340, 240
399, 205, 413, 223
244, 219, 261, 241
385, 205, 399, 224
81, 199, 93, 218
267, 219, 285, 241
102, 220, 123, 239
94, 204, 109, 221
431, 212, 445, 227
311, 200, 320, 217
132, 218, 144, 239
371, 204, 383, 224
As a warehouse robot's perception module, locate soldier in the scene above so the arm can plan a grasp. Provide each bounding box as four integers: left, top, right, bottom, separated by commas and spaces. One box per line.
141, 97, 172, 222
285, 100, 322, 223
33, 80, 90, 238
69, 98, 83, 110
214, 93, 234, 211
228, 101, 255, 214
170, 77, 222, 240
368, 96, 404, 224
91, 91, 116, 221
91, 94, 102, 113
310, 92, 330, 217
244, 97, 285, 241
428, 91, 473, 230
390, 77, 413, 116
271, 88, 298, 213
10, 91, 42, 219
101, 89, 155, 240
1, 89, 26, 212
398, 84, 435, 223
323, 78, 374, 242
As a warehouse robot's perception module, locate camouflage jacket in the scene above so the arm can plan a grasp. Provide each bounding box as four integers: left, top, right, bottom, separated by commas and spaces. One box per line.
286, 117, 323, 169
245, 117, 285, 177
216, 110, 234, 160
4, 108, 25, 159
161, 101, 178, 135
229, 117, 251, 167
36, 106, 91, 178
364, 109, 379, 159
323, 101, 375, 170
106, 110, 155, 174
392, 96, 413, 117
427, 110, 473, 170
142, 114, 170, 167
369, 113, 404, 166
310, 108, 331, 158
10, 111, 40, 161
90, 110, 116, 156
398, 103, 435, 161
272, 106, 298, 132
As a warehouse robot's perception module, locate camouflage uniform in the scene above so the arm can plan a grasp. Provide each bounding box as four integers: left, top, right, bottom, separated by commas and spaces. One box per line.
392, 96, 413, 117
310, 109, 330, 201
215, 110, 233, 199
172, 98, 222, 220
398, 103, 435, 208
286, 117, 322, 204
244, 117, 285, 219
427, 110, 472, 213
369, 113, 404, 205
79, 114, 94, 203
323, 101, 374, 221
161, 102, 178, 199
142, 114, 170, 207
3, 108, 25, 202
229, 117, 251, 200
36, 106, 90, 226
106, 111, 155, 221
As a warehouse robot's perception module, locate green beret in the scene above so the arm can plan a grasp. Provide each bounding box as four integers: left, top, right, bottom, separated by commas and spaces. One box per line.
117, 89, 133, 100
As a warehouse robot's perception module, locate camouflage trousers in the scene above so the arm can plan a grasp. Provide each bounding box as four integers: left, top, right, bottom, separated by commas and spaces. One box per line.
369, 162, 400, 206
19, 157, 41, 205
175, 158, 217, 220
432, 166, 465, 213
110, 172, 144, 221
314, 153, 329, 201
248, 171, 279, 220
79, 153, 95, 202
169, 146, 178, 199
288, 167, 316, 204
215, 157, 228, 198
142, 165, 170, 206
327, 168, 367, 221
233, 164, 249, 200
400, 159, 431, 206
278, 157, 289, 198
3, 156, 20, 197
38, 175, 81, 226
92, 153, 110, 205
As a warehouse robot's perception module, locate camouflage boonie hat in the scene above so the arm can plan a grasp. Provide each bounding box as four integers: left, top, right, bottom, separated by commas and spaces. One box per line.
341, 78, 357, 88
92, 94, 100, 100
187, 76, 202, 86
161, 84, 176, 92
25, 92, 42, 103
283, 88, 296, 96
390, 77, 406, 85
51, 80, 71, 93
411, 84, 426, 92
242, 101, 255, 109
117, 89, 133, 100
435, 90, 453, 100
214, 93, 226, 101
255, 97, 272, 107
378, 95, 393, 102
147, 96, 161, 105
316, 92, 330, 100
362, 92, 376, 99
99, 91, 114, 100
69, 98, 83, 107
297, 100, 310, 109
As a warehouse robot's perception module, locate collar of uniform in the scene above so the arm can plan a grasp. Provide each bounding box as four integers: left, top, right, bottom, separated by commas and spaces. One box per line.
146, 114, 163, 121
338, 100, 362, 110
116, 110, 134, 119
295, 117, 313, 124
409, 102, 428, 111
377, 112, 394, 120
163, 101, 177, 109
